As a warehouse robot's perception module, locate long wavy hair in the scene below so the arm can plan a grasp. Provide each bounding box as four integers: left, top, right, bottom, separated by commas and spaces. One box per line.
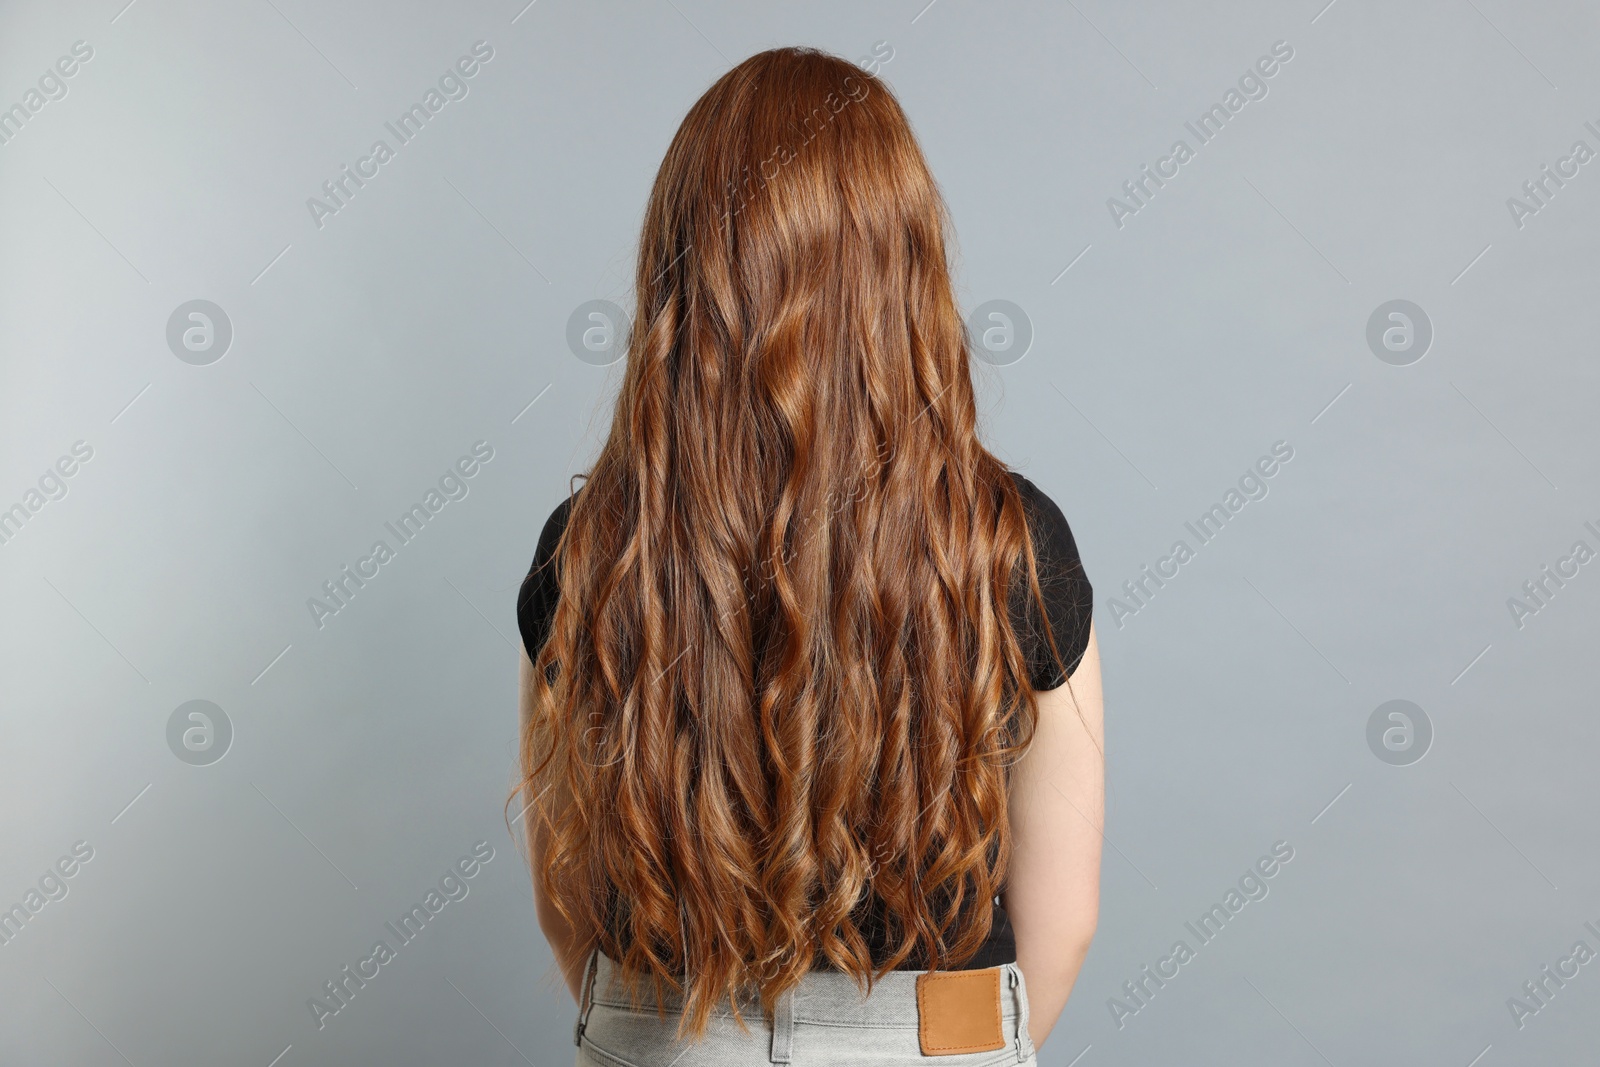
514, 45, 1066, 1042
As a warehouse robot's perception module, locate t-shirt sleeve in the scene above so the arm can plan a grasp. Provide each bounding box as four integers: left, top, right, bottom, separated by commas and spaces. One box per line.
516, 496, 575, 664
1008, 473, 1094, 690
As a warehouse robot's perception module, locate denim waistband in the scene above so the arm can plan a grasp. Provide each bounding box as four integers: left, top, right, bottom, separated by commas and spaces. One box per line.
575, 946, 1035, 1065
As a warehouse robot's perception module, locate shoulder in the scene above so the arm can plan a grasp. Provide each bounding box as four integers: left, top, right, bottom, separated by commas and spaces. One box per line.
537, 492, 576, 554
529, 488, 581, 585
516, 489, 580, 660
520, 489, 580, 601
1003, 469, 1093, 688
1006, 470, 1082, 567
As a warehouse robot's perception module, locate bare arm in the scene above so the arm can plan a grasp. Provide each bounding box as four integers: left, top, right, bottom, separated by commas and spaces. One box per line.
519, 646, 596, 1003
1003, 621, 1104, 1051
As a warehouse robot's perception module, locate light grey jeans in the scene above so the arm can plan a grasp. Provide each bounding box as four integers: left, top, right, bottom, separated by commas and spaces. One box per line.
573, 948, 1038, 1067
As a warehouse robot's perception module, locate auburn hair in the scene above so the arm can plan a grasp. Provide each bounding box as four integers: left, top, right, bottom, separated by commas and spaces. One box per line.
514, 45, 1065, 1042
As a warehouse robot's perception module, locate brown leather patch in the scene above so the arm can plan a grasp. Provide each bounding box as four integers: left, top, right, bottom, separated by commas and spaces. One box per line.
915, 968, 1005, 1056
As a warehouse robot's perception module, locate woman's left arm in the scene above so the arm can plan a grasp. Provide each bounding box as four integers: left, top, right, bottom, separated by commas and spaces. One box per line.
519, 646, 596, 1003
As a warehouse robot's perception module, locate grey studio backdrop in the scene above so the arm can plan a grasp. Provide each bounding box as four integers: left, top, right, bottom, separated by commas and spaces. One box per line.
1, 0, 1596, 1064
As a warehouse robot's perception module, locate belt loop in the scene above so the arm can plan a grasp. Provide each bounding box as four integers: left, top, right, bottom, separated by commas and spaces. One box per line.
1009, 964, 1033, 1062
573, 945, 600, 1047
769, 986, 795, 1063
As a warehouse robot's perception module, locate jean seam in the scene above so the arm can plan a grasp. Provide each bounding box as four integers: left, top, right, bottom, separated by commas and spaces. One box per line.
1009, 963, 1034, 1063
578, 1032, 649, 1067
790, 1014, 1022, 1027
589, 997, 768, 1023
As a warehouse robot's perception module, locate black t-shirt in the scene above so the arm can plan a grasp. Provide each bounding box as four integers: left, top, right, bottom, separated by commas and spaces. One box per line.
515, 469, 1093, 970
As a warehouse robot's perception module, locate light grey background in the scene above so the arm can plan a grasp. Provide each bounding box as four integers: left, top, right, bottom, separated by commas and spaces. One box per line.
2, 0, 1596, 1064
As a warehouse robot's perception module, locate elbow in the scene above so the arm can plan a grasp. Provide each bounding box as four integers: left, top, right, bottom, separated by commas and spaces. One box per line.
1061, 916, 1097, 960
1079, 899, 1101, 944
1016, 910, 1097, 985
1055, 910, 1099, 968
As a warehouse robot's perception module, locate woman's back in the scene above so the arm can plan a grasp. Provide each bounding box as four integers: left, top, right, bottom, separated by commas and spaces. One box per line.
510, 45, 1105, 1060
517, 469, 1093, 970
